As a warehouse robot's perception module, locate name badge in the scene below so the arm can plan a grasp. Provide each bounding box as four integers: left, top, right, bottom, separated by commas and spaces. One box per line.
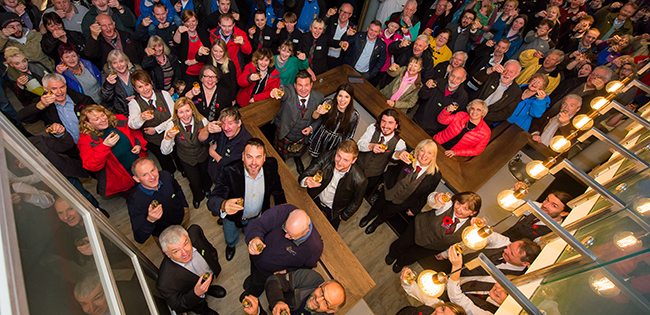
292, 39, 299, 43
316, 46, 322, 50
264, 36, 270, 40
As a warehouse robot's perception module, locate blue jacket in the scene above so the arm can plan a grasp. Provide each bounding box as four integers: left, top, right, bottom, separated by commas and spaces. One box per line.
61, 59, 102, 95
343, 31, 387, 80
137, 0, 176, 26
507, 84, 550, 131
492, 18, 524, 59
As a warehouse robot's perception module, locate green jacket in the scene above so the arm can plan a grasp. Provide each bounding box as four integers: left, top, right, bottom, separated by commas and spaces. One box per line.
593, 4, 634, 39
0, 30, 54, 70
275, 55, 309, 85
380, 66, 422, 112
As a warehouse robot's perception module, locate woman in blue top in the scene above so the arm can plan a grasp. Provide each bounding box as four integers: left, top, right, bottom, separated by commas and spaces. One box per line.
507, 73, 550, 132
491, 14, 527, 59
56, 43, 102, 104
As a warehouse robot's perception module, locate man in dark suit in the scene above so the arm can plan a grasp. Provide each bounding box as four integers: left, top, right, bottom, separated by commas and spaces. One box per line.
385, 34, 434, 87
414, 67, 468, 136
85, 14, 143, 67
208, 138, 286, 261
445, 9, 481, 52
465, 39, 510, 92
324, 2, 354, 69
502, 191, 572, 241
18, 73, 94, 143
470, 59, 524, 126
270, 70, 324, 173
299, 139, 367, 230
156, 224, 226, 315
342, 20, 386, 81
243, 269, 346, 315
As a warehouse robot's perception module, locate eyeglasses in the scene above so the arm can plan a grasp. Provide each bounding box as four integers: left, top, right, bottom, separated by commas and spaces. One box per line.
340, 11, 353, 15
203, 75, 217, 79
282, 223, 298, 240
317, 285, 333, 309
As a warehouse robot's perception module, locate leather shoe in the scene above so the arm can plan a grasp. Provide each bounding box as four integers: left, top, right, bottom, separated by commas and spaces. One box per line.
193, 200, 201, 209
385, 254, 396, 265
243, 276, 251, 290
225, 246, 236, 261
359, 214, 376, 228
365, 219, 381, 234
205, 190, 211, 199
206, 285, 226, 298
392, 262, 402, 273
217, 218, 223, 225
239, 290, 249, 302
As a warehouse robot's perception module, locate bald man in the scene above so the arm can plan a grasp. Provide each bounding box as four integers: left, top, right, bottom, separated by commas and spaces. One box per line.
242, 204, 324, 299
85, 13, 143, 67
414, 66, 468, 136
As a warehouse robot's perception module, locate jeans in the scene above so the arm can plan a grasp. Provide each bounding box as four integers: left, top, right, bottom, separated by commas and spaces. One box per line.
222, 217, 250, 247
68, 177, 100, 208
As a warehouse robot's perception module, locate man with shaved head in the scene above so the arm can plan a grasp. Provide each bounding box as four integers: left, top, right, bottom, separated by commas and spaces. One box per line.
242, 204, 324, 299
414, 66, 468, 136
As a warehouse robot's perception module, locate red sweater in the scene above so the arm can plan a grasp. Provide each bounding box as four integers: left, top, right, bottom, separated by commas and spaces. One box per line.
236, 62, 281, 106
209, 27, 252, 77
77, 115, 148, 196
433, 110, 491, 157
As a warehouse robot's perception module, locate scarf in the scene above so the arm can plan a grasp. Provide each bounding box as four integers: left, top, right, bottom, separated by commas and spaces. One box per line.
391, 71, 418, 101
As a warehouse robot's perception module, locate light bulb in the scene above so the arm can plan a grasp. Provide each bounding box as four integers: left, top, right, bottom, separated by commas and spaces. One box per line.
614, 231, 640, 251
526, 160, 550, 179
417, 270, 448, 298
461, 225, 492, 250
590, 97, 608, 110
550, 136, 571, 152
589, 272, 620, 298
572, 114, 593, 130
634, 198, 650, 217
606, 81, 624, 93
497, 189, 524, 211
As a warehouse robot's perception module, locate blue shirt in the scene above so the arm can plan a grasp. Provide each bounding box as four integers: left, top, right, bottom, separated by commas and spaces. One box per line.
354, 37, 376, 73
55, 95, 80, 143
294, 222, 313, 245
139, 181, 163, 196
297, 0, 319, 32
219, 28, 232, 43
243, 167, 265, 219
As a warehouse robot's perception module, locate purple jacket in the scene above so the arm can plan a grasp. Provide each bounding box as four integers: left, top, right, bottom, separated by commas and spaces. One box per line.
245, 204, 323, 278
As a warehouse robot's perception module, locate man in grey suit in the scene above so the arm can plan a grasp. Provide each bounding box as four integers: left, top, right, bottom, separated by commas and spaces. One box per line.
270, 70, 325, 173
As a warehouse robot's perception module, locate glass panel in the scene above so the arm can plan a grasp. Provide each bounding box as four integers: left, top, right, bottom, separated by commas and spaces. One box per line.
141, 262, 172, 315
101, 234, 151, 314
3, 147, 108, 314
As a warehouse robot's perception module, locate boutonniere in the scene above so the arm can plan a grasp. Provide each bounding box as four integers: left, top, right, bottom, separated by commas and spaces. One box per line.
404, 168, 412, 174
179, 135, 186, 140
198, 98, 203, 102
216, 102, 220, 108
441, 216, 453, 230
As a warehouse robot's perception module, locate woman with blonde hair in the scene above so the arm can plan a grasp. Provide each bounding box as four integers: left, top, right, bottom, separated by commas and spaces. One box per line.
142, 35, 181, 93
380, 56, 423, 112
160, 97, 212, 208
77, 105, 148, 197
360, 139, 442, 234
100, 49, 141, 116
196, 38, 237, 95
4, 46, 50, 101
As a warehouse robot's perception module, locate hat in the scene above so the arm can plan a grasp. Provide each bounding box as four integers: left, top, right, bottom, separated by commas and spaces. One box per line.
0, 12, 22, 29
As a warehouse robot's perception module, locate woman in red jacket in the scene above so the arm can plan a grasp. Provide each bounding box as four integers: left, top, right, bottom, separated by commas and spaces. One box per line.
78, 105, 148, 197
433, 99, 491, 157
236, 47, 281, 107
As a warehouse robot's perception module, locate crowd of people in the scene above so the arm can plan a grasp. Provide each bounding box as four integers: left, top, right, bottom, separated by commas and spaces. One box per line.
2, 0, 648, 314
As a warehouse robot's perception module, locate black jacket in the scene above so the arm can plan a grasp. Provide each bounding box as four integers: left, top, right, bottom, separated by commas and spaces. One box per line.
388, 40, 435, 83
299, 149, 367, 220
141, 53, 182, 91
471, 69, 524, 125
466, 43, 509, 79
84, 29, 143, 68
29, 131, 87, 179
18, 89, 94, 126
382, 163, 442, 215
41, 30, 87, 62
208, 158, 286, 226
415, 83, 469, 136
194, 54, 238, 101
99, 68, 140, 116
297, 31, 340, 75
274, 28, 303, 51
247, 24, 278, 51
342, 31, 387, 79
156, 224, 222, 313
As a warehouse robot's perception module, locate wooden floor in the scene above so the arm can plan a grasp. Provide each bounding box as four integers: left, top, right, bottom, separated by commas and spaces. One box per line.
12, 92, 423, 315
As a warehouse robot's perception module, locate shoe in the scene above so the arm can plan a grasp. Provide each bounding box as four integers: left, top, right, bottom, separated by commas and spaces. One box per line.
294, 156, 304, 174
181, 171, 187, 178
193, 200, 201, 209
359, 214, 376, 228
385, 254, 396, 265
201, 307, 219, 315
205, 190, 211, 199
206, 285, 226, 298
226, 246, 236, 261
97, 208, 110, 218
217, 218, 223, 225
365, 219, 381, 234
392, 262, 402, 273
